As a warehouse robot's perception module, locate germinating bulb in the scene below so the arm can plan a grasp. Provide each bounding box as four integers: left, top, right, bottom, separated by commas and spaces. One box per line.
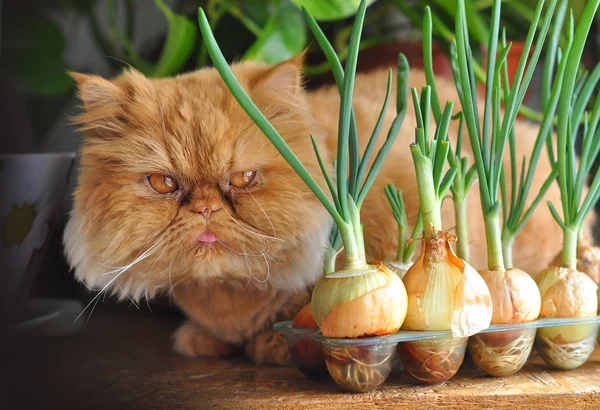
478, 268, 541, 324
311, 263, 408, 338
402, 231, 492, 337
537, 266, 598, 318
551, 244, 600, 284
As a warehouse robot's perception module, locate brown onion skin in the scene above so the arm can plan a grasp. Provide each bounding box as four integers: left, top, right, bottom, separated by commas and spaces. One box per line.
537, 266, 598, 318
550, 245, 600, 284
478, 268, 541, 325
293, 304, 319, 329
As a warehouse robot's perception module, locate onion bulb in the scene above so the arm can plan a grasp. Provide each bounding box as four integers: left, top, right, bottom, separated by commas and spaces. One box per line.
311, 262, 408, 338
467, 268, 541, 376
478, 269, 541, 324
551, 244, 600, 284
402, 230, 492, 337
535, 266, 599, 369
293, 303, 319, 329
399, 230, 492, 382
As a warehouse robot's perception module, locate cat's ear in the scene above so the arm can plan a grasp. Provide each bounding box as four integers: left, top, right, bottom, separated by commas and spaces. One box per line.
251, 51, 305, 99
70, 72, 126, 138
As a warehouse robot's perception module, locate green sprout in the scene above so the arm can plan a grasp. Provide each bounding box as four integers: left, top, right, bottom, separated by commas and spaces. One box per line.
545, 0, 600, 269
198, 0, 409, 273
422, 7, 477, 262
452, 0, 558, 272
384, 185, 423, 265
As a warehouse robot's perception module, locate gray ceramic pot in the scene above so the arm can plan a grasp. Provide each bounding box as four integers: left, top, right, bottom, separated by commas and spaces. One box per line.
0, 153, 76, 325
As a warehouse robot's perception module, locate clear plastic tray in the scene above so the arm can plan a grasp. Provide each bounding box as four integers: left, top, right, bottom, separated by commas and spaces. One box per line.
274, 316, 600, 392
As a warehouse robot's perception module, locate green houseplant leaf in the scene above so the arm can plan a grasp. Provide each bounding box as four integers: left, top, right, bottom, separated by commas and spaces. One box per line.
149, 0, 197, 77
243, 1, 307, 64
290, 0, 376, 21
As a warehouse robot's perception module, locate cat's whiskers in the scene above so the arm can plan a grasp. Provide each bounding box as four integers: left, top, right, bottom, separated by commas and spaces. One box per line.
79, 280, 102, 293
168, 258, 176, 299
85, 292, 102, 325
75, 240, 162, 323
256, 249, 271, 283
263, 248, 283, 265
117, 282, 140, 310
99, 239, 163, 276
74, 266, 129, 323
246, 188, 277, 239
241, 246, 272, 286
217, 199, 283, 243
242, 247, 257, 289
136, 244, 175, 302
144, 283, 154, 315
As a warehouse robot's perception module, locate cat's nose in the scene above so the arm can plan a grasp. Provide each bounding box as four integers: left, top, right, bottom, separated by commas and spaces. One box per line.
190, 201, 221, 220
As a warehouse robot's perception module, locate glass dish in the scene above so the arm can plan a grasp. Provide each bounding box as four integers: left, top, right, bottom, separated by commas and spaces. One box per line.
535, 322, 600, 370
320, 339, 397, 392
273, 321, 328, 380
274, 315, 600, 390
468, 327, 536, 377
397, 336, 467, 382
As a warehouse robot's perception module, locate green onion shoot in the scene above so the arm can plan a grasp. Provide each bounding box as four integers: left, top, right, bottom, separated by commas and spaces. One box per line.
421, 7, 477, 263
452, 0, 557, 376
383, 184, 422, 277
198, 0, 409, 341
535, 0, 600, 370
397, 86, 492, 383
547, 34, 600, 286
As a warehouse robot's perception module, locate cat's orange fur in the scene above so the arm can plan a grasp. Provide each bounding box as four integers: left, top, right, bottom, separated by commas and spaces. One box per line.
64, 55, 590, 365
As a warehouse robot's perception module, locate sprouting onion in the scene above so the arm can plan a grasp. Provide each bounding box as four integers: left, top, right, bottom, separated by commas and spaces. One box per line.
499, 0, 565, 270
383, 184, 422, 277
397, 86, 492, 383
422, 7, 477, 263
452, 0, 557, 376
198, 0, 409, 340
447, 114, 477, 262
534, 0, 600, 370
547, 40, 600, 286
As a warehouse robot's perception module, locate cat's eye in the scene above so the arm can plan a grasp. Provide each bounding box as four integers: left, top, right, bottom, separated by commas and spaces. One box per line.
147, 173, 179, 194
230, 170, 258, 189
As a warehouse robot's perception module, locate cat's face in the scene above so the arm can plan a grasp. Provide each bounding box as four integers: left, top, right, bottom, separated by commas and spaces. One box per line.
64, 58, 332, 301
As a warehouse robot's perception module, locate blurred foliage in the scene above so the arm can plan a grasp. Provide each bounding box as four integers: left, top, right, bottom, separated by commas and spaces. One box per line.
1, 13, 73, 96
243, 1, 306, 64
1, 0, 597, 139
0, 0, 394, 139
395, 0, 589, 51
290, 0, 376, 21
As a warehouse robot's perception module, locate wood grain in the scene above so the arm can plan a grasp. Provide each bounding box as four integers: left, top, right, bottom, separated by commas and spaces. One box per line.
4, 304, 599, 410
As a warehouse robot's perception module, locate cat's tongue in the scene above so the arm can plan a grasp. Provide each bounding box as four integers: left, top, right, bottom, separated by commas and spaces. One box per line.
198, 232, 218, 243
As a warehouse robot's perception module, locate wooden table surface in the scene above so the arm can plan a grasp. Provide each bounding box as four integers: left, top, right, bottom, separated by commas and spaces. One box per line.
4, 303, 600, 410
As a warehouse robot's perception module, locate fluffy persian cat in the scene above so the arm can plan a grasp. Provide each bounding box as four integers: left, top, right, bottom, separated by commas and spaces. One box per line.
64, 54, 583, 365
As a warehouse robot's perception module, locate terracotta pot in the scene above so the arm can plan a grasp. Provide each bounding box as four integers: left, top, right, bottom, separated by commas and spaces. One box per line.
481, 41, 534, 106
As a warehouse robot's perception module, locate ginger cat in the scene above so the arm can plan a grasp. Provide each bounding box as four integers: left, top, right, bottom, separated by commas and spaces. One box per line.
64, 55, 581, 365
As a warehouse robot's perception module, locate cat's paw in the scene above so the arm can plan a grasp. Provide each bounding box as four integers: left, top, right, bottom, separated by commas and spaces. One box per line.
245, 330, 291, 365
173, 321, 239, 358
